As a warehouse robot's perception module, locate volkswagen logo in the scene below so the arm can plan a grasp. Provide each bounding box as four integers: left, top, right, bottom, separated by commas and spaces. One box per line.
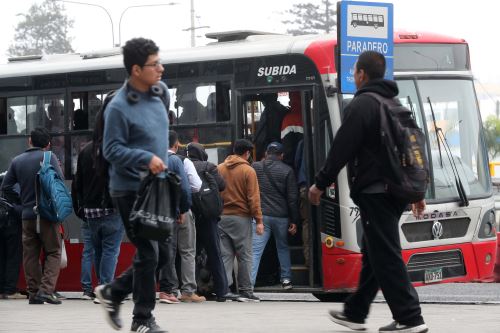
432, 221, 444, 240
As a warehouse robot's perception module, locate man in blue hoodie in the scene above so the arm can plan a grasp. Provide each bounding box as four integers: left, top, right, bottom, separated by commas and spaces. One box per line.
94, 37, 171, 333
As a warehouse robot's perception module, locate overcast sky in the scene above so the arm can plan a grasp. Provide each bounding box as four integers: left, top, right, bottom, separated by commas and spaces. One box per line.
0, 0, 499, 85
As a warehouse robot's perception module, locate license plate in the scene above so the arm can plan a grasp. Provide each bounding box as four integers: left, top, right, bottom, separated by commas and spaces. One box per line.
424, 267, 443, 283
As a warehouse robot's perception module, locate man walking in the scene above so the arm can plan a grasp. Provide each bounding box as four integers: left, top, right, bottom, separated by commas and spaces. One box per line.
94, 38, 170, 333
217, 139, 264, 302
251, 142, 299, 290
309, 51, 428, 333
0, 128, 63, 305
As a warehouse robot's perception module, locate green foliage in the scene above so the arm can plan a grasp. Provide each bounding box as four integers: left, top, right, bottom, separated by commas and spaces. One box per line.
8, 0, 74, 56
484, 115, 500, 160
282, 0, 336, 35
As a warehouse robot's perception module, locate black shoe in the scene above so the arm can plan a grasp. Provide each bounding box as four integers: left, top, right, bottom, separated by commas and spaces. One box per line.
130, 318, 167, 333
379, 321, 428, 333
223, 292, 240, 301
28, 294, 44, 304
53, 291, 66, 300
328, 310, 366, 331
95, 285, 122, 330
36, 291, 62, 305
82, 290, 96, 300
215, 295, 227, 302
236, 291, 260, 302
282, 279, 293, 290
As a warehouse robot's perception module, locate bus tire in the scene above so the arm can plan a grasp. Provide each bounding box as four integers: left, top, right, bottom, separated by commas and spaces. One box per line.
312, 292, 351, 302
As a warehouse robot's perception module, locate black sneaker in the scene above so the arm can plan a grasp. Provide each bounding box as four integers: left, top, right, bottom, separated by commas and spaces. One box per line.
379, 321, 428, 333
282, 279, 293, 290
82, 291, 96, 300
95, 285, 122, 330
236, 291, 260, 302
130, 318, 167, 333
222, 292, 240, 301
36, 291, 62, 305
53, 291, 66, 300
328, 310, 366, 331
28, 294, 44, 304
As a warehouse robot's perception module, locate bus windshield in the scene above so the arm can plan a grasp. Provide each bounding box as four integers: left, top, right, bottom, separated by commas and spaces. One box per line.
398, 78, 490, 200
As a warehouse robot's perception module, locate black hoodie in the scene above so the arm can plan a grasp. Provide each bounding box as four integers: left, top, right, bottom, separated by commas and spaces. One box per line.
186, 143, 226, 191
315, 78, 399, 199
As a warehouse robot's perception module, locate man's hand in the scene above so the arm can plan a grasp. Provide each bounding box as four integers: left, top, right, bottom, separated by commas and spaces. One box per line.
177, 213, 185, 224
255, 223, 264, 235
149, 155, 166, 175
308, 184, 324, 206
411, 199, 426, 219
288, 223, 297, 236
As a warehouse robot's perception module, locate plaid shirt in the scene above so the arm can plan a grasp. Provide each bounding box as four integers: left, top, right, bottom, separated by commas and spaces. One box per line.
84, 208, 115, 219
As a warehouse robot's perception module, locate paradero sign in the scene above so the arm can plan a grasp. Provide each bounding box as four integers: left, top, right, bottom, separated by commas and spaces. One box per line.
337, 1, 394, 94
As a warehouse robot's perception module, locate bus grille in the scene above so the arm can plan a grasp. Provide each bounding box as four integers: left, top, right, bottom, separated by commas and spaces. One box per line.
407, 250, 466, 282
321, 199, 341, 238
402, 218, 470, 242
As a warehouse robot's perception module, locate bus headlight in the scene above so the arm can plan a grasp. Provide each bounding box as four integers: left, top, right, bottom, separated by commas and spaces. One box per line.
478, 210, 497, 239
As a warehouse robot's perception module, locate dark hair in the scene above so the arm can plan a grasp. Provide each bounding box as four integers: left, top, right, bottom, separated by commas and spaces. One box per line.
122, 38, 160, 75
30, 127, 51, 148
356, 51, 386, 80
169, 130, 178, 149
233, 139, 253, 155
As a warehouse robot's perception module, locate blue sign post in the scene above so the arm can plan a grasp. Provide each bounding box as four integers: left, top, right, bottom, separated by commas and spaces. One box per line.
337, 1, 394, 94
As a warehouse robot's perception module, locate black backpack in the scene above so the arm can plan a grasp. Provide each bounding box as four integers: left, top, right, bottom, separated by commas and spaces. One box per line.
0, 197, 14, 226
364, 92, 430, 204
191, 162, 223, 221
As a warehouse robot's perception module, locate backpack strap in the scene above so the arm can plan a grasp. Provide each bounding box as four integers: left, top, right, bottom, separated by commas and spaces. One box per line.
34, 151, 52, 232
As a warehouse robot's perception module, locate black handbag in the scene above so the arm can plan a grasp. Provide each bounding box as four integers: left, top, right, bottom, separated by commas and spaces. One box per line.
129, 171, 181, 241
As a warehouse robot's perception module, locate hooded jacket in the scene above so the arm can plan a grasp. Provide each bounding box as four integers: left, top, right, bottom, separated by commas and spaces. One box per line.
217, 155, 263, 224
315, 78, 399, 199
186, 142, 225, 191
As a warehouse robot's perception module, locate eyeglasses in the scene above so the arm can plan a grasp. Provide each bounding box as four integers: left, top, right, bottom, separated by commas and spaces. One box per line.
142, 60, 163, 69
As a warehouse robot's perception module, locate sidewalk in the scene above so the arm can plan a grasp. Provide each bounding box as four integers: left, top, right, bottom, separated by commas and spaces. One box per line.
0, 296, 498, 332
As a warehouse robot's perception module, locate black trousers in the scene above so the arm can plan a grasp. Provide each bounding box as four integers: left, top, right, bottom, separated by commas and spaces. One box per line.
195, 216, 228, 297
0, 221, 22, 294
109, 195, 167, 322
344, 193, 424, 326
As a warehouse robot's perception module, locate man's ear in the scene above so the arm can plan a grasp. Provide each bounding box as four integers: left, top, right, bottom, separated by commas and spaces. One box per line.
131, 64, 141, 77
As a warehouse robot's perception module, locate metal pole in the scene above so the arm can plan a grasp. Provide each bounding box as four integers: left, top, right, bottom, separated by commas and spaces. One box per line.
57, 0, 115, 47
190, 0, 195, 47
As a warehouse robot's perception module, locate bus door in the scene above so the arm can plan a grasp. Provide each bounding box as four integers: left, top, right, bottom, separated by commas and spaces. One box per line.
237, 87, 317, 289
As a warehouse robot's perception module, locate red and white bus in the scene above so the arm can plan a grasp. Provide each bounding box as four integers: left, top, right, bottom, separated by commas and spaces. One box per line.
0, 30, 496, 300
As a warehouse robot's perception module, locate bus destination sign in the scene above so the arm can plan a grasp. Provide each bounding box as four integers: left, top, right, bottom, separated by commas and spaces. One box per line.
337, 1, 394, 94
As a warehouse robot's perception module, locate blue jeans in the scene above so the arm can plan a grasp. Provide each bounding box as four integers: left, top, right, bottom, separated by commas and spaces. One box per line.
80, 220, 94, 293
251, 216, 292, 285
87, 213, 124, 285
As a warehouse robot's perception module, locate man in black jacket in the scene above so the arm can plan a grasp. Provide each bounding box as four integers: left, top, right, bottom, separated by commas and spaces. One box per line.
309, 51, 428, 333
186, 142, 228, 302
72, 140, 124, 300
251, 142, 298, 290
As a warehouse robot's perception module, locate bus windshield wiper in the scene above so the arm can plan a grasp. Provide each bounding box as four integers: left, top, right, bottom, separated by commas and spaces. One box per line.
427, 97, 469, 206
406, 95, 416, 120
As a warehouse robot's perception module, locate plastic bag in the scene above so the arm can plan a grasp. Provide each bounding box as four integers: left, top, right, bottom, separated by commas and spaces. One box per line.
129, 171, 181, 241
60, 240, 68, 269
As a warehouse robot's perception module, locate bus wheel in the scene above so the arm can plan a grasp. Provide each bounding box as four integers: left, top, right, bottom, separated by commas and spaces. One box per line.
313, 292, 351, 302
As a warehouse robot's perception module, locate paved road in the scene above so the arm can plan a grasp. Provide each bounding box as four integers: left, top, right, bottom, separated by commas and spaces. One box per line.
1, 286, 499, 333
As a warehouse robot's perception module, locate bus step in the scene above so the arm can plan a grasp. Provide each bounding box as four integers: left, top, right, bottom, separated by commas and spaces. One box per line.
291, 265, 309, 285
289, 246, 306, 266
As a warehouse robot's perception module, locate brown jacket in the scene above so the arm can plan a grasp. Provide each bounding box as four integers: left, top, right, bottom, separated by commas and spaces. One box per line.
217, 155, 263, 224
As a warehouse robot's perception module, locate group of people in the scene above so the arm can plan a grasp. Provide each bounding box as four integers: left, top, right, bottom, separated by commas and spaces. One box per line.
0, 36, 428, 333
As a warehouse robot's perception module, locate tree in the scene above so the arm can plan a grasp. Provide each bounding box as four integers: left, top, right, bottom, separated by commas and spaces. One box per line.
484, 115, 500, 160
282, 0, 336, 35
8, 0, 74, 56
